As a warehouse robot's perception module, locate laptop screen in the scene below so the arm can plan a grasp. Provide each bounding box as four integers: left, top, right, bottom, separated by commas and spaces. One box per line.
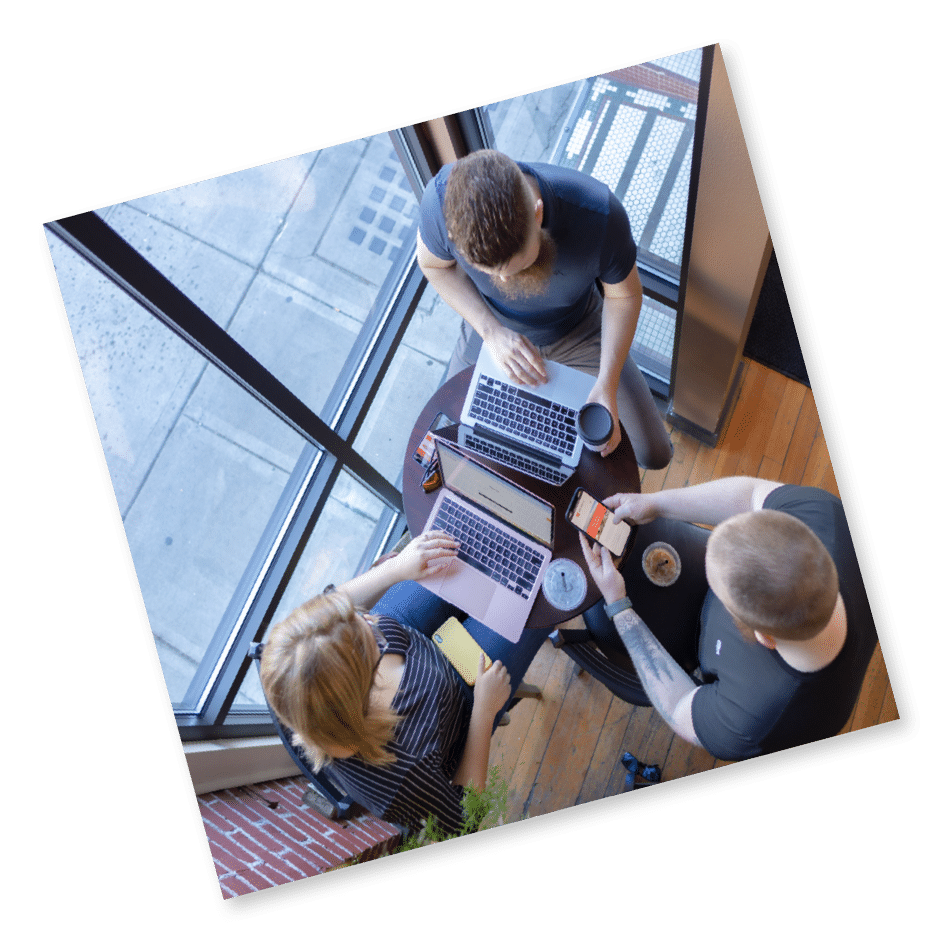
436, 439, 553, 548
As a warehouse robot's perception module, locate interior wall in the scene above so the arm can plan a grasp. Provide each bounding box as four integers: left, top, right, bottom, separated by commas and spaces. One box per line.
669, 45, 771, 441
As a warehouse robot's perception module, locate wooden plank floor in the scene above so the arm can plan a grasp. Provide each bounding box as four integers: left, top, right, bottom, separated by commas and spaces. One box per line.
489, 358, 898, 822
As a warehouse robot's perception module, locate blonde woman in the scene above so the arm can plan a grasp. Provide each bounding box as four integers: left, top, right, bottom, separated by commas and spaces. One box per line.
261, 530, 552, 834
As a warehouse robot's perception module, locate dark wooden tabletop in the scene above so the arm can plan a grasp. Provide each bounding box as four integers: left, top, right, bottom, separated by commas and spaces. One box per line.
402, 368, 641, 630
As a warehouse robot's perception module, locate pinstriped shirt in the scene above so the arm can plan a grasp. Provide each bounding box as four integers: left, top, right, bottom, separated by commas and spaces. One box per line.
329, 617, 472, 834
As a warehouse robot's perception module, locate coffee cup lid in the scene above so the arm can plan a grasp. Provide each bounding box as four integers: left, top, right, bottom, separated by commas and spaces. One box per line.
577, 402, 613, 445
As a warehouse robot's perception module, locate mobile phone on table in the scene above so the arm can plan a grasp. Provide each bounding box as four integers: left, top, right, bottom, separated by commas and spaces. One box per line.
566, 487, 632, 557
413, 412, 454, 469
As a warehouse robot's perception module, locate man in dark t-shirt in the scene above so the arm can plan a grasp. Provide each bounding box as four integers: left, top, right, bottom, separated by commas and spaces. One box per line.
417, 149, 672, 470
579, 476, 880, 760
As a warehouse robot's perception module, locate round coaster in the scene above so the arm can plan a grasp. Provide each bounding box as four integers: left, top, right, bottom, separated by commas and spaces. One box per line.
542, 558, 588, 610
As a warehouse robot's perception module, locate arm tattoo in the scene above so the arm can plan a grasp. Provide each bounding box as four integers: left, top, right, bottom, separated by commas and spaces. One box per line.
613, 608, 700, 743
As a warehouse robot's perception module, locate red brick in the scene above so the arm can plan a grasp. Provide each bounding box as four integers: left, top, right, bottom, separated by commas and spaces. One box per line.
218, 877, 239, 900
227, 788, 284, 823
256, 862, 297, 888
234, 867, 276, 892
247, 802, 314, 844
347, 815, 399, 847
234, 822, 289, 855
207, 832, 259, 867
308, 831, 366, 858
200, 804, 238, 836
280, 851, 327, 879
304, 834, 366, 860
267, 778, 307, 806
222, 873, 258, 897
301, 836, 348, 868
228, 827, 283, 862
352, 815, 399, 842
344, 822, 384, 853
279, 839, 338, 872
204, 796, 266, 830
335, 825, 375, 855
300, 807, 336, 831
210, 844, 247, 878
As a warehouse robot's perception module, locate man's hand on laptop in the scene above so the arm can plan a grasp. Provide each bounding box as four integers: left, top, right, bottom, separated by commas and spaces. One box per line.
483, 324, 548, 386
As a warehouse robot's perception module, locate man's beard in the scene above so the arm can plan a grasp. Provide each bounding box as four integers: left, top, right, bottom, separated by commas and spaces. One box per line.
494, 230, 557, 301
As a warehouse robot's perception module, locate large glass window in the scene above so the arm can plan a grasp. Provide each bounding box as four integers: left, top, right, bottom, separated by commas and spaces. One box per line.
487, 47, 704, 391
45, 49, 708, 739
48, 232, 315, 703
46, 133, 462, 734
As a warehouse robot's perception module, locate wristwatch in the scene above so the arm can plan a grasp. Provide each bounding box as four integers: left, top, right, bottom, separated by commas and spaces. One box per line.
604, 596, 634, 619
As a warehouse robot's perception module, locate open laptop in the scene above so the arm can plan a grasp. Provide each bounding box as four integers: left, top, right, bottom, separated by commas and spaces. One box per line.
418, 438, 554, 643
459, 344, 596, 486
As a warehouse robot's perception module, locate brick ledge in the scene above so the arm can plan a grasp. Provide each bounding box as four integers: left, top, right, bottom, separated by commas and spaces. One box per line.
198, 775, 401, 898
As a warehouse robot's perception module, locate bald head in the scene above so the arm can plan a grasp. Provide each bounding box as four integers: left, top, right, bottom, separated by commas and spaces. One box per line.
706, 509, 839, 642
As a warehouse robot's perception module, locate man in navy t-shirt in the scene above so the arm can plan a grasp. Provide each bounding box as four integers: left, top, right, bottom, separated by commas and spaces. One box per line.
417, 149, 672, 470
579, 476, 880, 760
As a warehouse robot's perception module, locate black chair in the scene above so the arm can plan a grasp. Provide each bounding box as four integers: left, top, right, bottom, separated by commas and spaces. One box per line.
247, 641, 354, 820
550, 517, 712, 705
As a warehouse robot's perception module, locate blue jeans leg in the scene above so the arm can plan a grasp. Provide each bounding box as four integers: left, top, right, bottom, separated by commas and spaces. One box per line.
464, 618, 554, 713
369, 581, 463, 638
371, 581, 552, 719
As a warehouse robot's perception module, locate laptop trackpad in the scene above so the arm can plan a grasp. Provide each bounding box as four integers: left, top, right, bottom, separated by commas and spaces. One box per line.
434, 560, 498, 619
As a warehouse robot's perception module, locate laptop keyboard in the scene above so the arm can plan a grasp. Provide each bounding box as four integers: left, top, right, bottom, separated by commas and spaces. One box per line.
462, 432, 571, 486
432, 496, 543, 597
468, 376, 579, 457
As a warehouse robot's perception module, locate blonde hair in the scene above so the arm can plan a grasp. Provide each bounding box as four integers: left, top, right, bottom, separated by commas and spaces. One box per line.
706, 510, 839, 642
259, 591, 400, 770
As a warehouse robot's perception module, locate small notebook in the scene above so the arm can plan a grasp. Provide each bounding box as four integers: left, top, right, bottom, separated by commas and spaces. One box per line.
432, 617, 492, 686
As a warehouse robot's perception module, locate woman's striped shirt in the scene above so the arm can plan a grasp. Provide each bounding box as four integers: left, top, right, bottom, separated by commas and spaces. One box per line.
328, 616, 472, 834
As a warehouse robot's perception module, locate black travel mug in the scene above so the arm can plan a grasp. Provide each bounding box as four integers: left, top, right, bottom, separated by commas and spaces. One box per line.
576, 402, 613, 452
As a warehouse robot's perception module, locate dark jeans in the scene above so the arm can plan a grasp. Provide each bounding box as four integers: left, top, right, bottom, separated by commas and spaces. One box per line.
371, 580, 553, 715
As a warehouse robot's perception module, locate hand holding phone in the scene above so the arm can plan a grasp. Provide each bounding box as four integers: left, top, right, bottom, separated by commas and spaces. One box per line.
566, 488, 632, 557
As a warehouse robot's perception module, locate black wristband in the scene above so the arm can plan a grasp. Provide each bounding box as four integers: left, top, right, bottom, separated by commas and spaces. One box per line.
604, 596, 634, 620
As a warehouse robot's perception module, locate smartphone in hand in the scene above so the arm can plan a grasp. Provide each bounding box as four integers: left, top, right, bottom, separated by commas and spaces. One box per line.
566, 487, 632, 557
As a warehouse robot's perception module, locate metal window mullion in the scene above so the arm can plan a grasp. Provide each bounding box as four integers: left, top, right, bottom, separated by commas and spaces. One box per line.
319, 226, 423, 442
174, 441, 330, 712
45, 213, 401, 511
185, 448, 348, 730
191, 258, 426, 726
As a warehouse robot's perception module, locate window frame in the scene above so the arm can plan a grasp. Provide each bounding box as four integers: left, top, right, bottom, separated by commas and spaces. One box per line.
46, 194, 428, 741
46, 47, 713, 742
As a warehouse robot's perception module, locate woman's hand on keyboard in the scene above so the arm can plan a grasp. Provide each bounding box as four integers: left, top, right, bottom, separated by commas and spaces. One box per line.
483, 324, 548, 386
392, 530, 459, 581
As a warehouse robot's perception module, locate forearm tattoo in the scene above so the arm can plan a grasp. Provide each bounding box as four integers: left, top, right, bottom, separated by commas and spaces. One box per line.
614, 608, 697, 734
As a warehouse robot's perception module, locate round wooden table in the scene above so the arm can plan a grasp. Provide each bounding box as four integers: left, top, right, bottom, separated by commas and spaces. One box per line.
402, 368, 641, 630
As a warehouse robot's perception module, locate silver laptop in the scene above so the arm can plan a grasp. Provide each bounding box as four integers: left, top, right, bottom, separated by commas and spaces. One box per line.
418, 438, 554, 643
459, 344, 595, 485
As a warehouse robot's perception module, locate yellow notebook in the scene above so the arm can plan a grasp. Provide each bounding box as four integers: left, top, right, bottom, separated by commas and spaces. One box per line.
432, 617, 492, 686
